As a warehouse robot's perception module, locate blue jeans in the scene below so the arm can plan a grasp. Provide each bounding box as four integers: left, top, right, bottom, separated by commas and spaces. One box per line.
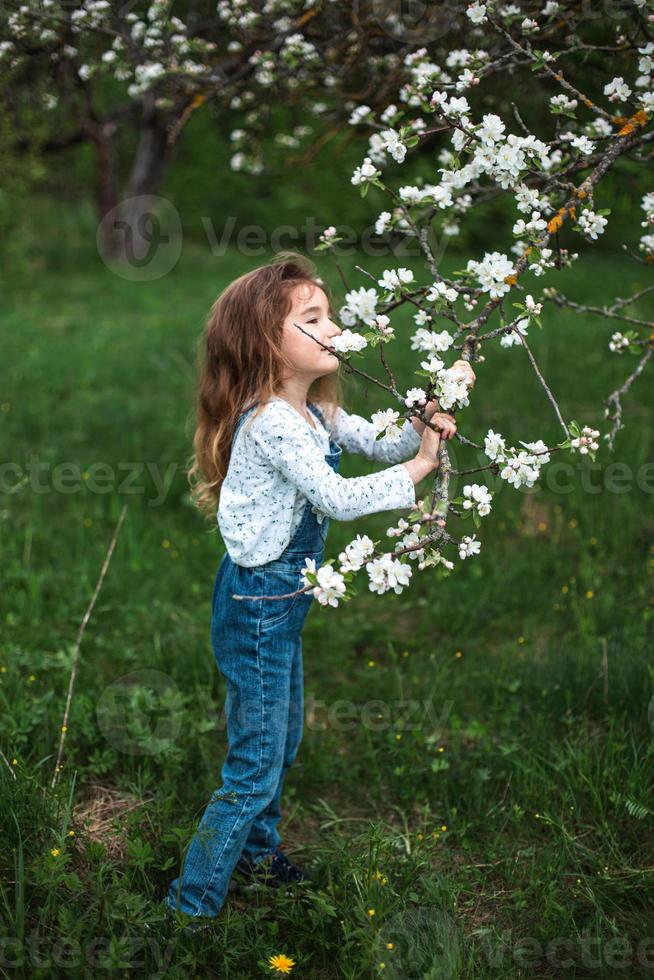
165, 402, 342, 919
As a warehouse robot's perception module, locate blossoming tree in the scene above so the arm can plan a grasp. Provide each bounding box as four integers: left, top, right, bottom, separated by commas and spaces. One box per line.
1, 0, 417, 257
5, 1, 651, 606
292, 1, 653, 607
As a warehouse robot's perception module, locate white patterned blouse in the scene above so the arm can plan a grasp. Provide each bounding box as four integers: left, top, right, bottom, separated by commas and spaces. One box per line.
217, 395, 423, 567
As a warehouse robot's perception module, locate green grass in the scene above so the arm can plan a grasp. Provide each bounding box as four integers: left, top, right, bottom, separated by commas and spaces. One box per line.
1, 209, 653, 978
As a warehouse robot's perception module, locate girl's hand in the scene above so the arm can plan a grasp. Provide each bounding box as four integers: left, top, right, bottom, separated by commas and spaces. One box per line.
416, 412, 457, 467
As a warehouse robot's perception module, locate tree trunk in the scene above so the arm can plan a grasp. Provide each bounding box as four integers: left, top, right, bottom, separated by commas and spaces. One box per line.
98, 95, 177, 268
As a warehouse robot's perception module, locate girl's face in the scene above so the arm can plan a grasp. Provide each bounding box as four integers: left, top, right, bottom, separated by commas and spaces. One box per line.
280, 283, 342, 381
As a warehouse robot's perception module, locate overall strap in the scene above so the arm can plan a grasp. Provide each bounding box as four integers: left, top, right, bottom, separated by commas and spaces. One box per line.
308, 401, 327, 428
232, 402, 258, 441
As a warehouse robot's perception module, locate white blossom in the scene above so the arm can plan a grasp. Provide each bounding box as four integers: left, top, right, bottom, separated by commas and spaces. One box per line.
378, 268, 415, 291
462, 483, 493, 516
603, 76, 632, 102
366, 554, 413, 595
331, 329, 368, 353
340, 287, 379, 326
484, 429, 507, 461
371, 408, 404, 442
338, 534, 375, 572
301, 559, 346, 607
459, 534, 481, 559
608, 331, 630, 353
351, 156, 380, 186
404, 387, 427, 407
578, 209, 608, 240
466, 3, 487, 25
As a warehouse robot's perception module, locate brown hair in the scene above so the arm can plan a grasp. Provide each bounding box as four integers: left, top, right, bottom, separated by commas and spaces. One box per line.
187, 250, 343, 521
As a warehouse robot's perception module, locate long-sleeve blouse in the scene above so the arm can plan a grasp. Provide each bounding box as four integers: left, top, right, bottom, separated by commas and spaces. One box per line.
217, 395, 423, 566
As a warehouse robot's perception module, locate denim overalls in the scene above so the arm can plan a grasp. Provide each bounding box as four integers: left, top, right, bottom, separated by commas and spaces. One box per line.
165, 400, 342, 919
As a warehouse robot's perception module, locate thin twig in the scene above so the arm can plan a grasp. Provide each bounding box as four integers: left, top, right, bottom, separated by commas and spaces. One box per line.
51, 503, 129, 789
1, 748, 16, 780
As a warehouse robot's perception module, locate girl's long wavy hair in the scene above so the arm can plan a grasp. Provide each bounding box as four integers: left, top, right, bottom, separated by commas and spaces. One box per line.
188, 251, 343, 521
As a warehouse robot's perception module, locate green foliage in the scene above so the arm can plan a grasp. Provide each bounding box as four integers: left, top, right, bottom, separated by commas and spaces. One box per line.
0, 234, 652, 976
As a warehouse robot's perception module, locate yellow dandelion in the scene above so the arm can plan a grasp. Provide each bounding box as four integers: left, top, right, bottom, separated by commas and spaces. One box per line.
537, 521, 547, 531
440, 824, 447, 831
395, 734, 402, 741
12, 758, 17, 765
402, 651, 409, 658
268, 953, 296, 974
561, 585, 569, 594
568, 518, 578, 528
379, 963, 386, 970
590, 536, 597, 545
28, 674, 36, 682
454, 650, 463, 658
50, 848, 60, 857
68, 830, 75, 837
161, 539, 171, 549
585, 590, 594, 599
61, 725, 68, 733
438, 746, 445, 753
81, 471, 90, 481
368, 908, 376, 917
0, 665, 7, 672
432, 831, 441, 840
368, 660, 376, 667
386, 942, 394, 949
517, 636, 525, 644
417, 833, 423, 841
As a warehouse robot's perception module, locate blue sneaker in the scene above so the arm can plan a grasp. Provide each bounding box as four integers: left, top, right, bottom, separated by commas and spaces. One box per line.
229, 846, 312, 895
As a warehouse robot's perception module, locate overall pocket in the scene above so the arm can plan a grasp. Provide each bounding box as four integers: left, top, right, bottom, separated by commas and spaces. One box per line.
260, 565, 313, 631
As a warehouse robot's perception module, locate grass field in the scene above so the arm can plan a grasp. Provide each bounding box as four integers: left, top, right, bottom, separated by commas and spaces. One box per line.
1, 217, 653, 978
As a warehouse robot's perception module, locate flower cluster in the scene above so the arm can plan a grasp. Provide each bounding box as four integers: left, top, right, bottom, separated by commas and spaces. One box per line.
570, 426, 600, 455
608, 331, 630, 353
483, 430, 552, 489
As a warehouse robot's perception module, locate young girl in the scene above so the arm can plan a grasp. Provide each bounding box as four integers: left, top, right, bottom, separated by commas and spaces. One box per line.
164, 251, 473, 929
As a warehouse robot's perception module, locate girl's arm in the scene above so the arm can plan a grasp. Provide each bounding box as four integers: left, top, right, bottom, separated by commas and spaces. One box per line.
323, 404, 423, 464
246, 401, 434, 522
317, 362, 475, 463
